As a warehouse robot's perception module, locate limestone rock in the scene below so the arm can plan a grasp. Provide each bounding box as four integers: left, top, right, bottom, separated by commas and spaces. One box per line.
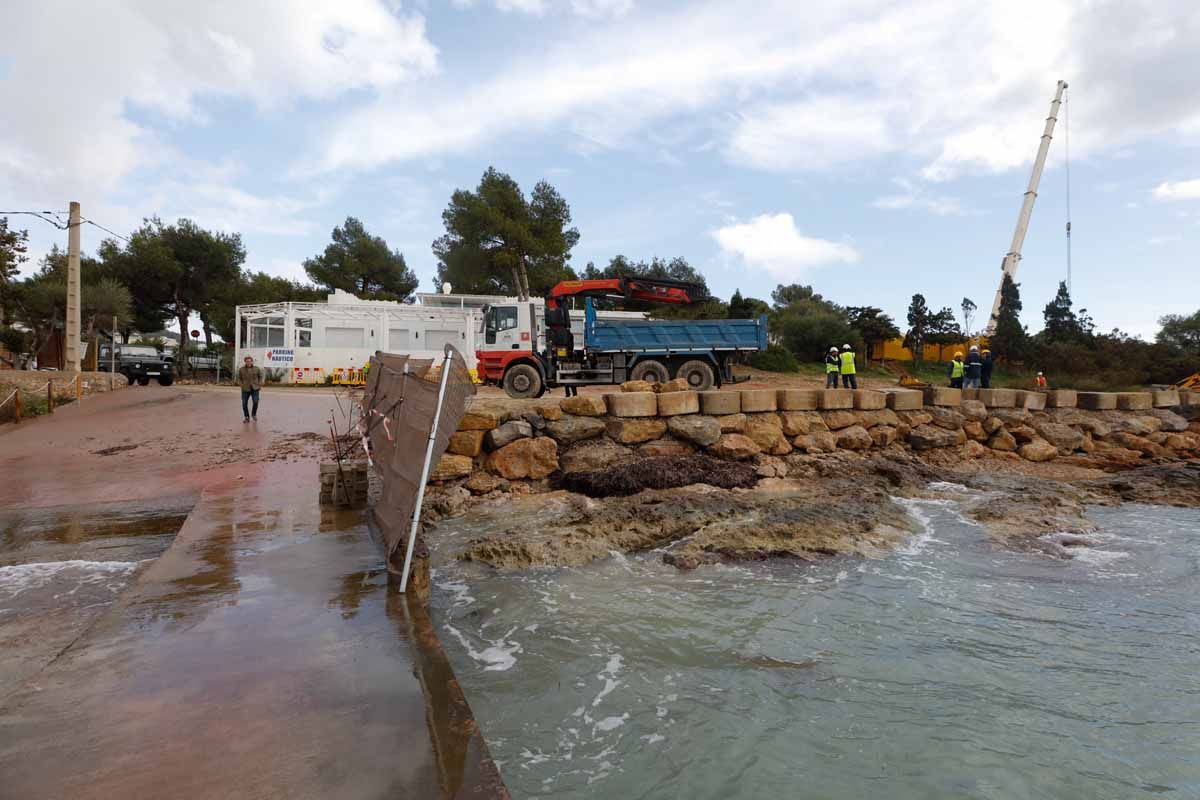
982, 416, 1003, 435
1149, 408, 1189, 432
869, 425, 898, 448
817, 389, 854, 410
960, 399, 988, 422
560, 439, 635, 473
962, 420, 986, 441
779, 411, 825, 436
707, 433, 762, 460
909, 424, 965, 450
991, 408, 1030, 425
1018, 438, 1058, 463
740, 389, 778, 412
605, 392, 658, 418
977, 388, 1016, 408
835, 425, 872, 450
539, 405, 564, 421
753, 454, 789, 478
561, 395, 608, 416
964, 440, 988, 459
448, 429, 486, 457
1152, 389, 1181, 408
885, 390, 924, 411
657, 390, 700, 416
715, 413, 747, 433
744, 414, 792, 455
1047, 407, 1109, 437
1078, 392, 1118, 410
545, 415, 607, 444
1015, 390, 1047, 410
521, 411, 547, 432
793, 431, 836, 453
487, 437, 559, 479
464, 472, 508, 495
429, 453, 474, 481
926, 406, 965, 430
1009, 425, 1038, 444
777, 389, 819, 411
700, 391, 741, 415
667, 414, 722, 447
922, 387, 962, 407
1098, 412, 1162, 436
485, 420, 533, 450
1031, 420, 1085, 452
458, 410, 501, 431
657, 378, 691, 393
821, 410, 860, 431
606, 417, 668, 444
1043, 389, 1077, 408
895, 410, 932, 427
988, 429, 1017, 451
1107, 432, 1165, 458
852, 390, 887, 410
1116, 392, 1153, 411
621, 380, 655, 393
859, 408, 900, 429
639, 437, 697, 458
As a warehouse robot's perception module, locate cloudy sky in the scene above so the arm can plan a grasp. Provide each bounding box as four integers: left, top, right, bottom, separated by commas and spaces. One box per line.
2, 0, 1198, 337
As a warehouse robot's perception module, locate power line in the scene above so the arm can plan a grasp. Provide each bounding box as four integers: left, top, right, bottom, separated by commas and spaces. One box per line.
0, 210, 71, 229
82, 218, 130, 243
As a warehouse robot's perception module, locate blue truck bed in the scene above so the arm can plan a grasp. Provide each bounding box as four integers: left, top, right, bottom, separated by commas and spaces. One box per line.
584, 301, 768, 354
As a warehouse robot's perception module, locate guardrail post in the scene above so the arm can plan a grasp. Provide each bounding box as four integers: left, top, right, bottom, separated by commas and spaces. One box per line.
75, 374, 82, 401
14, 390, 21, 423
47, 381, 54, 414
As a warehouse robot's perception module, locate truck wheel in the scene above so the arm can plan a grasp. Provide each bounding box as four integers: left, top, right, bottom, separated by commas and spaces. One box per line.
158, 375, 174, 387
137, 377, 150, 386
676, 360, 715, 392
503, 364, 543, 399
630, 359, 669, 386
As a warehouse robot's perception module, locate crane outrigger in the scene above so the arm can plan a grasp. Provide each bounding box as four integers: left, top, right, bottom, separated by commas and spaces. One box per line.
986, 80, 1068, 335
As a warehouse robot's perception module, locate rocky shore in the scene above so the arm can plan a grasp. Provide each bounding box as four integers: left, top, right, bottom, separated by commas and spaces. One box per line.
417, 384, 1200, 570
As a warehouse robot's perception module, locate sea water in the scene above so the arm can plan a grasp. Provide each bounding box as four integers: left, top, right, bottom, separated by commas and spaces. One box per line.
429, 498, 1200, 799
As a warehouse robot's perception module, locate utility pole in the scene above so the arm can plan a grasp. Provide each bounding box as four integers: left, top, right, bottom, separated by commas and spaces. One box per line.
64, 201, 82, 373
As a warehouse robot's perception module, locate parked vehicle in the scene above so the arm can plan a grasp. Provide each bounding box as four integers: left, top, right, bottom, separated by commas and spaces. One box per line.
97, 344, 174, 386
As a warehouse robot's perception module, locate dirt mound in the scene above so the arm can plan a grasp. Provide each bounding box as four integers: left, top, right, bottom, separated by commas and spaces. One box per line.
558, 454, 758, 497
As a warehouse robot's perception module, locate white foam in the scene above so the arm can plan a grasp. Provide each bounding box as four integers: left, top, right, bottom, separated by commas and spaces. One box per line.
641, 733, 665, 744
1070, 548, 1132, 565
594, 714, 628, 732
0, 559, 143, 601
442, 622, 521, 672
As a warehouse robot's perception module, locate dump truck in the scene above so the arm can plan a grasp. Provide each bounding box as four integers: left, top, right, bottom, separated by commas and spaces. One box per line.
478, 277, 768, 398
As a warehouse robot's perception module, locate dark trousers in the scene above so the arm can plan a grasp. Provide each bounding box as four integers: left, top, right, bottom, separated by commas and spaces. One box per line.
981, 373, 992, 389
950, 377, 963, 389
826, 372, 839, 388
241, 388, 260, 418
841, 374, 857, 390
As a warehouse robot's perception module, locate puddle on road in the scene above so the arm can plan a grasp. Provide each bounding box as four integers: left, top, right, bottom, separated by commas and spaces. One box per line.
0, 495, 195, 694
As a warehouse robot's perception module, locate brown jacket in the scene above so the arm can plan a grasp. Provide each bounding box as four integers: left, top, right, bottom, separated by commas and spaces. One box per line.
238, 365, 265, 391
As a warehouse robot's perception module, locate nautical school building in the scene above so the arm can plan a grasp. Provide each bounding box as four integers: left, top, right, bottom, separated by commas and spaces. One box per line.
234, 289, 478, 384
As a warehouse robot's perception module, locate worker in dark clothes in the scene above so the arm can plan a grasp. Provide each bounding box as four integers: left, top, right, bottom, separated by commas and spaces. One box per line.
824, 346, 840, 388
963, 345, 983, 389
948, 352, 965, 388
980, 349, 994, 388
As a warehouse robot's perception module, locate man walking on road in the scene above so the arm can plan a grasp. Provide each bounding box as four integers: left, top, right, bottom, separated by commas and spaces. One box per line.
839, 344, 857, 390
238, 356, 264, 422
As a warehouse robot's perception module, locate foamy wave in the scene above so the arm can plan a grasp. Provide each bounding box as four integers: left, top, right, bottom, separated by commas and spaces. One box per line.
442, 622, 521, 672
0, 559, 144, 601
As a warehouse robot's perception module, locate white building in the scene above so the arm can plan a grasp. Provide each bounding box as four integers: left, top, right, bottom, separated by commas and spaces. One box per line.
235, 289, 478, 384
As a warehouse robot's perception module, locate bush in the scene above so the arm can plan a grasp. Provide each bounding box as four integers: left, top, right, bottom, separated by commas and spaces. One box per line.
749, 344, 799, 373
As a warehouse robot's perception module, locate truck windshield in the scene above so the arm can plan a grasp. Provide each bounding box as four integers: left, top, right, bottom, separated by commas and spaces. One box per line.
122, 346, 160, 357
495, 307, 518, 331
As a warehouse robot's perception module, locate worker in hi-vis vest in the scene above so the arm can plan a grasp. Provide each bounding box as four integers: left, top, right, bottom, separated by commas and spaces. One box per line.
824, 346, 841, 388
948, 352, 965, 389
839, 344, 857, 390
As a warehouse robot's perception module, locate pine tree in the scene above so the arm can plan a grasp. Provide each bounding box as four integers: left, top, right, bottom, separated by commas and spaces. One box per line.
904, 293, 930, 363
991, 274, 1027, 361
1042, 280, 1080, 342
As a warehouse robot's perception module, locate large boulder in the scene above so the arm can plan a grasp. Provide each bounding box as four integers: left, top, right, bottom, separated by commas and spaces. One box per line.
960, 399, 988, 422
988, 429, 1017, 451
1031, 420, 1085, 452
870, 425, 898, 448
1018, 438, 1058, 463
990, 408, 1030, 426
458, 410, 501, 431
487, 437, 559, 479
620, 380, 655, 393
429, 453, 474, 481
559, 439, 635, 473
1009, 425, 1038, 444
657, 378, 691, 394
1149, 408, 1190, 432
792, 431, 837, 453
744, 414, 792, 455
962, 420, 986, 441
447, 429, 486, 457
964, 440, 989, 459
545, 415, 607, 444
561, 395, 608, 416
485, 420, 533, 451
667, 414, 722, 446
740, 389, 778, 412
835, 425, 873, 450
859, 408, 900, 429
777, 389, 820, 411
606, 417, 668, 444
1099, 412, 1162, 436
657, 390, 700, 416
606, 392, 658, 417
896, 410, 932, 427
821, 410, 860, 431
926, 406, 965, 431
1107, 432, 1166, 458
464, 472, 508, 495
909, 424, 966, 450
1047, 407, 1110, 437
539, 405, 564, 421
707, 433, 762, 460
639, 437, 696, 458
982, 416, 1003, 435
700, 391, 741, 415
715, 413, 747, 432
779, 411, 815, 437
885, 390, 924, 411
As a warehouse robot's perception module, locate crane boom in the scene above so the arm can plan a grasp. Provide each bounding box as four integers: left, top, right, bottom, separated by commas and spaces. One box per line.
986, 79, 1068, 335
546, 277, 706, 309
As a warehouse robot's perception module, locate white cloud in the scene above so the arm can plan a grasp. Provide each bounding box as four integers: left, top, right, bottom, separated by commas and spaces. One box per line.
712, 213, 858, 280
871, 178, 966, 216
727, 96, 895, 172
1148, 234, 1182, 246
1153, 179, 1200, 201
454, 0, 632, 16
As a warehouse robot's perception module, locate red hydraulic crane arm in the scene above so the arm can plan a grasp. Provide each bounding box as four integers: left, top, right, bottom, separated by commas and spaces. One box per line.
546, 277, 706, 309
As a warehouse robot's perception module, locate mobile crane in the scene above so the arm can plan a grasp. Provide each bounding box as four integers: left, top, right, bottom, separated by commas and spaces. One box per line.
478, 277, 768, 398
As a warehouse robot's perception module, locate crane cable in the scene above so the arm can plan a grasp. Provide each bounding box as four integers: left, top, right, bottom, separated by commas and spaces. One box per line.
1064, 86, 1072, 294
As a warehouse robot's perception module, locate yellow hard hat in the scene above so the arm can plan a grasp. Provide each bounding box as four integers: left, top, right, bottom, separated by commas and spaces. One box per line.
954, 351, 963, 357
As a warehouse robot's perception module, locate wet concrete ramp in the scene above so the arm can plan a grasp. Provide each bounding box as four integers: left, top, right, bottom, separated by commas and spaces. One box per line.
0, 461, 505, 799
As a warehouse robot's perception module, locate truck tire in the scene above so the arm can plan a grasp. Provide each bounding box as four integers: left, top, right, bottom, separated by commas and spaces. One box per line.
137, 376, 150, 386
503, 363, 543, 399
630, 359, 669, 386
676, 360, 715, 392
158, 375, 174, 387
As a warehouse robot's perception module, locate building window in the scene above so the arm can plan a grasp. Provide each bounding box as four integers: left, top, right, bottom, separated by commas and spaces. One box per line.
326, 326, 365, 348
388, 328, 410, 350
295, 318, 312, 348
249, 316, 285, 347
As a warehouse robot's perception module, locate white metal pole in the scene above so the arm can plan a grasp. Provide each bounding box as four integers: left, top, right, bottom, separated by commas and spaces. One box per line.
398, 347, 454, 593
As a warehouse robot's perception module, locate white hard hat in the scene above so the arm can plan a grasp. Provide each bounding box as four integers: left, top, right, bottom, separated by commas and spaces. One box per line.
842, 343, 852, 350
829, 346, 838, 352
1037, 371, 1044, 376
969, 345, 979, 351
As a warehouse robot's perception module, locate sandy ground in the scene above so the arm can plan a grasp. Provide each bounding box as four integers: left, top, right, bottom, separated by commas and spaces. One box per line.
0, 384, 507, 799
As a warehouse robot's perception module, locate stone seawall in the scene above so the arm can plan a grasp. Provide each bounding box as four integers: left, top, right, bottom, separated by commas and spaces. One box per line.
1, 370, 128, 401
427, 385, 1200, 494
